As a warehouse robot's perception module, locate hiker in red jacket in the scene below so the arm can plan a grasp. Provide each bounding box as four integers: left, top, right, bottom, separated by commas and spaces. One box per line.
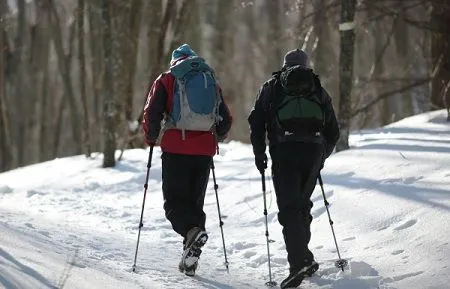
142, 44, 232, 276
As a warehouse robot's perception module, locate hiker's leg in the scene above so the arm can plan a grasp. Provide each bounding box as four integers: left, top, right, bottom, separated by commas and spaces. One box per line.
271, 147, 306, 271
189, 155, 212, 231
162, 152, 196, 237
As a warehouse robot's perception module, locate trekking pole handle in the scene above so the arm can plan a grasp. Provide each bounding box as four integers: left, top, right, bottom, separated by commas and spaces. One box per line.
261, 171, 266, 192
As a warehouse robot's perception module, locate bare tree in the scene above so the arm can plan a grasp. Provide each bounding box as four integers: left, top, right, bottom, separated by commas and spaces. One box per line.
124, 0, 143, 123
148, 0, 175, 87
51, 20, 76, 158
0, 0, 12, 171
12, 0, 28, 166
88, 0, 104, 152
102, 0, 116, 167
430, 0, 450, 114
46, 0, 82, 154
336, 0, 357, 151
266, 0, 283, 72
31, 2, 51, 162
78, 0, 91, 157
394, 1, 414, 118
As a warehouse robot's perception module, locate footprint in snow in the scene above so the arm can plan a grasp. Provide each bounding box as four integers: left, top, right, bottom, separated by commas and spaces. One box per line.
391, 249, 404, 255
343, 237, 356, 241
347, 261, 379, 277
27, 190, 46, 198
154, 217, 166, 223
377, 224, 390, 231
382, 271, 424, 283
403, 176, 422, 184
236, 194, 261, 205
383, 178, 403, 184
311, 190, 333, 203
0, 186, 13, 194
25, 223, 35, 229
394, 219, 417, 231
38, 230, 50, 237
243, 251, 257, 258
232, 242, 257, 251
312, 205, 327, 219
71, 261, 87, 268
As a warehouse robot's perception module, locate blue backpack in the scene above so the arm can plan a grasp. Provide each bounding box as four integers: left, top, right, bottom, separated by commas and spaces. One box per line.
164, 56, 222, 139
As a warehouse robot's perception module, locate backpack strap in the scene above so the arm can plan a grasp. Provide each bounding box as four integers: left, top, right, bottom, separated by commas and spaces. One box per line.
177, 78, 188, 140
311, 74, 326, 127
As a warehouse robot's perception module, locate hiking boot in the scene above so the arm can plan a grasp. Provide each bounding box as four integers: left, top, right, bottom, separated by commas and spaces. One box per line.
280, 261, 319, 289
180, 227, 208, 273
178, 247, 202, 276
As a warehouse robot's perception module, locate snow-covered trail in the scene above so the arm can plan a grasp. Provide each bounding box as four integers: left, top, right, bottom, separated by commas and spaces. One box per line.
0, 110, 449, 289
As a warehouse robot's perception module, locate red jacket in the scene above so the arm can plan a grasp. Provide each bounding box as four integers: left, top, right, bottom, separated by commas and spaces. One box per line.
142, 73, 232, 157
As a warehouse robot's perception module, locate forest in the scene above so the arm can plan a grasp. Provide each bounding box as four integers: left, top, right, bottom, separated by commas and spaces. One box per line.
0, 0, 449, 171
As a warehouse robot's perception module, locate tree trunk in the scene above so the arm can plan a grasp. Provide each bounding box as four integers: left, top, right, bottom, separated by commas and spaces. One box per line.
13, 0, 27, 166
313, 0, 334, 89
212, 0, 237, 138
148, 0, 175, 86
0, 2, 12, 171
78, 0, 91, 157
375, 18, 391, 125
212, 0, 234, 91
53, 93, 66, 158
38, 56, 50, 162
336, 0, 357, 152
146, 0, 163, 76
32, 2, 51, 163
111, 0, 130, 128
167, 0, 200, 58
116, 0, 144, 157
51, 19, 76, 158
47, 0, 82, 154
88, 0, 104, 152
102, 0, 116, 167
134, 0, 168, 124
124, 0, 143, 122
394, 2, 414, 118
430, 1, 450, 111
266, 0, 283, 73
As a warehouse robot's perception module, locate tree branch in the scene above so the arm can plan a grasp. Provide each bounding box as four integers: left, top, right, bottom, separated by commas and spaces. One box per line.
351, 78, 431, 118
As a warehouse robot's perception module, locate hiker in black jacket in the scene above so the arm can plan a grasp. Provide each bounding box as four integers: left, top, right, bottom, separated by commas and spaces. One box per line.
248, 49, 340, 289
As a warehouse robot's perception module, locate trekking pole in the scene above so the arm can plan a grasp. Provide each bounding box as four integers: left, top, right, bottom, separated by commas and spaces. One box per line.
211, 159, 229, 273
318, 174, 348, 272
261, 172, 277, 287
132, 146, 154, 272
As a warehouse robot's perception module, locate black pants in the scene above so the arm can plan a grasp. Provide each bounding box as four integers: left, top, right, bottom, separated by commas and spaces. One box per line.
161, 152, 212, 238
270, 142, 323, 270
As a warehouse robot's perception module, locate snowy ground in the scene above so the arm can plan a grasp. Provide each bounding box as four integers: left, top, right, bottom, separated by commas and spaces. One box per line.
0, 110, 449, 289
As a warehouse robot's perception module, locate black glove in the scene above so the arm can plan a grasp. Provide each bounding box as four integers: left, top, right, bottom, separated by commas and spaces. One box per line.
255, 153, 267, 173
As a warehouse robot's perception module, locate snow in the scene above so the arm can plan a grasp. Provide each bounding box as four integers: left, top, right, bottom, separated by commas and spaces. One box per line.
0, 110, 449, 289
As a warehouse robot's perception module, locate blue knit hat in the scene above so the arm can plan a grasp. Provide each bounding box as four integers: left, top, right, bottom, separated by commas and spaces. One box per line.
171, 44, 197, 65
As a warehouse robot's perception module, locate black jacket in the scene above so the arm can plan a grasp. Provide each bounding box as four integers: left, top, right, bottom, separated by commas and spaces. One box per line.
248, 72, 340, 159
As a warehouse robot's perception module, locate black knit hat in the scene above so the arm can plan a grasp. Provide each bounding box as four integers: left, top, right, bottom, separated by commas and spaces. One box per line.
283, 49, 308, 68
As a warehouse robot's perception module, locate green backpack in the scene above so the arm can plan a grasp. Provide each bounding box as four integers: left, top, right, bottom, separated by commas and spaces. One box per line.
273, 65, 325, 140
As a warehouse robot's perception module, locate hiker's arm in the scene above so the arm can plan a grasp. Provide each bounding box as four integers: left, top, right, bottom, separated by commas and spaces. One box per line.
322, 88, 340, 158
216, 90, 233, 140
248, 85, 269, 156
142, 76, 167, 145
